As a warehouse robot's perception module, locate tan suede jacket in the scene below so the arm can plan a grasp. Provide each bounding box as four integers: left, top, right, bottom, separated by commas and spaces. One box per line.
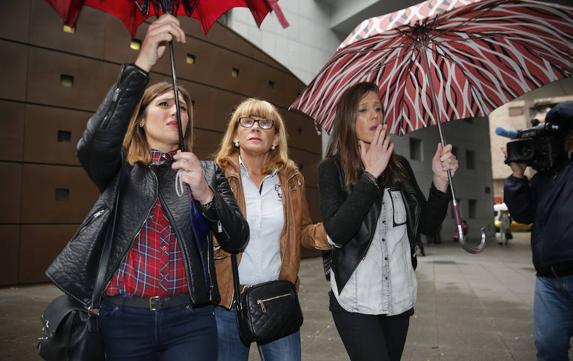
214, 154, 327, 308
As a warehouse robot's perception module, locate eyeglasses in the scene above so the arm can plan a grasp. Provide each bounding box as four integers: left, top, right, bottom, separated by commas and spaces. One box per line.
239, 117, 274, 130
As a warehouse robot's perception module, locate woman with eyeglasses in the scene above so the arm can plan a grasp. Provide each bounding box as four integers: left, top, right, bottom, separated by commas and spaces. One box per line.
212, 98, 326, 361
318, 82, 458, 361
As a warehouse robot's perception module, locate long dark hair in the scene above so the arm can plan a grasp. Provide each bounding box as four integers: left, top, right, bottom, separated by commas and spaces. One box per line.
326, 82, 407, 190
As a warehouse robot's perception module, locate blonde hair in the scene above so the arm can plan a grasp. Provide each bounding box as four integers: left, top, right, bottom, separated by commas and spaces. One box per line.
123, 82, 193, 165
215, 98, 295, 174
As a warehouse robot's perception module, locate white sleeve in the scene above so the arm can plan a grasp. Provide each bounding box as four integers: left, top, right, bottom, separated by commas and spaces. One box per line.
327, 234, 342, 248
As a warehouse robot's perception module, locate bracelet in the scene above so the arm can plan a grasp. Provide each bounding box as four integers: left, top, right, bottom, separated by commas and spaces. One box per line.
199, 200, 216, 213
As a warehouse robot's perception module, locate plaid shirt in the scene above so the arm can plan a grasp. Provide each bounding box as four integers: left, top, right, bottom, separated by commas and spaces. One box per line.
105, 150, 188, 297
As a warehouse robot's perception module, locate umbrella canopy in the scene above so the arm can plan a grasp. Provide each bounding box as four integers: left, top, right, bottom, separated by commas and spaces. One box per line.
45, 0, 288, 151
46, 0, 288, 36
290, 0, 573, 135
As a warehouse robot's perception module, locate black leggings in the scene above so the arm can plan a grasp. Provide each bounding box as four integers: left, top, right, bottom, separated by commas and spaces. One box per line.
330, 292, 411, 361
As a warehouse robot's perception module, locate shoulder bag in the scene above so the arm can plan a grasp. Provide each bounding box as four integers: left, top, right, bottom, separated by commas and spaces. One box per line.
231, 254, 303, 344
37, 168, 124, 361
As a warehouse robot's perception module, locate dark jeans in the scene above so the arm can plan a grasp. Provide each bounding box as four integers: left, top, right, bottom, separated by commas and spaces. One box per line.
534, 275, 573, 361
329, 292, 411, 361
214, 305, 301, 361
100, 300, 217, 361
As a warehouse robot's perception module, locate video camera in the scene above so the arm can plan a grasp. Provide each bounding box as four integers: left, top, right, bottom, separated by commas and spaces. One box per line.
496, 101, 573, 172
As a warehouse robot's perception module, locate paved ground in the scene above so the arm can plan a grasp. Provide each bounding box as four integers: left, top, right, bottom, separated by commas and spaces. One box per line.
1, 232, 565, 361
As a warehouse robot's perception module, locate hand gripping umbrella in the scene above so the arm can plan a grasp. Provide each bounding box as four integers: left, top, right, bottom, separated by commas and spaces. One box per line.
290, 0, 573, 253
46, 0, 289, 151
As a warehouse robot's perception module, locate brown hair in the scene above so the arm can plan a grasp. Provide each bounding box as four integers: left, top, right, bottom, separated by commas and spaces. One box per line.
123, 82, 193, 165
326, 82, 406, 189
214, 98, 295, 174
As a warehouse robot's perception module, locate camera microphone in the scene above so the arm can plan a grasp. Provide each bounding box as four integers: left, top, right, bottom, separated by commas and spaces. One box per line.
495, 127, 519, 139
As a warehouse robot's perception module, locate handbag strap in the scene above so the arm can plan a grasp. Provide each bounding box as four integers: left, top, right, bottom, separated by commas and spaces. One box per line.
230, 254, 242, 312
90, 165, 125, 312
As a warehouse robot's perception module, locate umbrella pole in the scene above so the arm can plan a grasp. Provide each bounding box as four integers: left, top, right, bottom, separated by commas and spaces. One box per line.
168, 42, 186, 152
421, 46, 485, 254
159, 0, 186, 152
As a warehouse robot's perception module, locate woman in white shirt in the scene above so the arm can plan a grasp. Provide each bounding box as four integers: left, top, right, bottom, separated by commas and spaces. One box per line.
213, 98, 326, 361
318, 82, 458, 361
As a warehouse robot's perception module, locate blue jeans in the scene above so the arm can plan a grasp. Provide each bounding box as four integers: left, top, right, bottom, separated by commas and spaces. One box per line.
214, 306, 301, 361
100, 301, 217, 361
534, 275, 573, 361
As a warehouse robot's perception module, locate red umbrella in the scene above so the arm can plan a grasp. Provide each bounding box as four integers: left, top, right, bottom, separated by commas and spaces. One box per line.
290, 0, 573, 253
46, 0, 289, 36
45, 0, 289, 150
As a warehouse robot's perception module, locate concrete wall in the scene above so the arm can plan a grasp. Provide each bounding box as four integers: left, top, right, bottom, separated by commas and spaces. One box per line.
226, 2, 342, 84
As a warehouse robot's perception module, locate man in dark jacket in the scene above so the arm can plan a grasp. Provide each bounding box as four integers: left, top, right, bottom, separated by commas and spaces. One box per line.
504, 101, 573, 361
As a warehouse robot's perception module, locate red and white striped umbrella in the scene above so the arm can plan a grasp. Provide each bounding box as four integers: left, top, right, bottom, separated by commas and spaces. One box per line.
289, 0, 573, 135
290, 0, 572, 253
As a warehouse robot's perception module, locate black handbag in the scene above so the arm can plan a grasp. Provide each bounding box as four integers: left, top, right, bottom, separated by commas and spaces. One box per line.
231, 254, 303, 345
38, 169, 124, 361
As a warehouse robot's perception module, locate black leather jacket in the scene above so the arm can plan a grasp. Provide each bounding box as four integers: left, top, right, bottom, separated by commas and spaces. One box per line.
319, 156, 451, 293
46, 64, 249, 307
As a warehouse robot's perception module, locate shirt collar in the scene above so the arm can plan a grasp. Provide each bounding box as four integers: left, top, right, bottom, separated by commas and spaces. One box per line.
238, 155, 278, 177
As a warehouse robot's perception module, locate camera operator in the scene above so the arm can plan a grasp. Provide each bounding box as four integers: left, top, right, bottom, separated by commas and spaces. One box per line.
504, 101, 573, 361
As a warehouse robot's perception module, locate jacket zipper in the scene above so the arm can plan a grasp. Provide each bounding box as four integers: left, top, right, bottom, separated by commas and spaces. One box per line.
77, 208, 107, 234
101, 87, 121, 128
225, 174, 241, 309
256, 293, 291, 312
157, 193, 198, 304
103, 170, 156, 295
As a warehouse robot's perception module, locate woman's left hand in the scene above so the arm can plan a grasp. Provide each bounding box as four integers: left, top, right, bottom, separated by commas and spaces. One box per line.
172, 151, 214, 204
431, 143, 458, 193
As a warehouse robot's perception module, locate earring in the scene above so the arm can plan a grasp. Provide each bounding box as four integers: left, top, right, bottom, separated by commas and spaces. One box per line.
233, 141, 239, 148
271, 144, 277, 151
139, 121, 144, 128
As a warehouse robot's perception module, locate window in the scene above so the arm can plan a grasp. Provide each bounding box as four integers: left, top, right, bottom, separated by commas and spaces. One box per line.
232, 68, 240, 78
186, 54, 196, 64
62, 25, 75, 33
409, 138, 422, 161
468, 199, 477, 219
60, 74, 74, 88
57, 130, 71, 142
130, 39, 142, 50
509, 106, 524, 117
466, 150, 475, 169
55, 188, 70, 201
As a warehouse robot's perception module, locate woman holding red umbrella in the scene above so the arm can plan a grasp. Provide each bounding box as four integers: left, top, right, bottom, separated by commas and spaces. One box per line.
46, 14, 249, 361
318, 82, 458, 361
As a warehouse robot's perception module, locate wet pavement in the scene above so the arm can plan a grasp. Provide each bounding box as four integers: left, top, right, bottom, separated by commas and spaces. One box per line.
1, 233, 563, 360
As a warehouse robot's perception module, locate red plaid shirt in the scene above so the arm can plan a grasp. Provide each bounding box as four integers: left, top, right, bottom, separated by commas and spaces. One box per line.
105, 150, 188, 297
